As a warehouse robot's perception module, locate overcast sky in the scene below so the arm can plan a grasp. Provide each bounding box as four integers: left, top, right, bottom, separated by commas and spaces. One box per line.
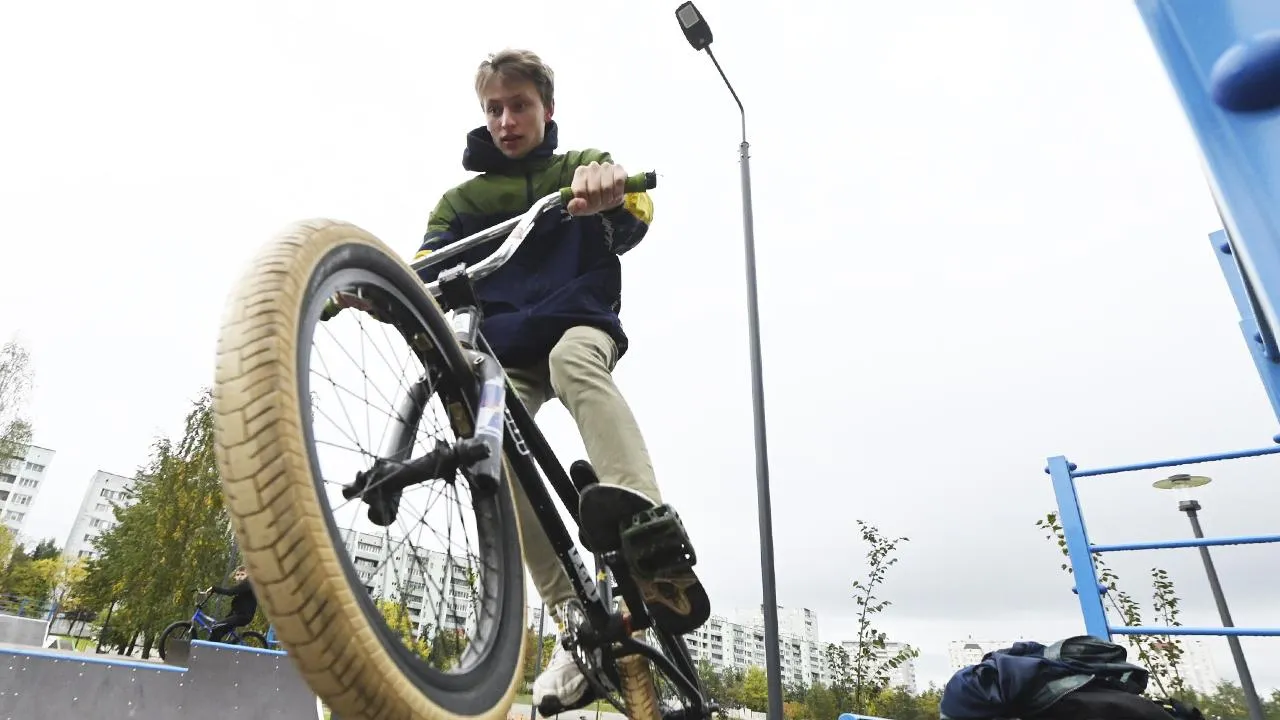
4, 0, 1279, 695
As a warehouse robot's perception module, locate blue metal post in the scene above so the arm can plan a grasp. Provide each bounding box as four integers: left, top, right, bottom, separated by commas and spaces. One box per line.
1045, 456, 1109, 638
1208, 229, 1280, 424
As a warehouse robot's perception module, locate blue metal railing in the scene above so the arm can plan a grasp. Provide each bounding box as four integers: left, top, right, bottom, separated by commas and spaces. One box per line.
1045, 448, 1280, 640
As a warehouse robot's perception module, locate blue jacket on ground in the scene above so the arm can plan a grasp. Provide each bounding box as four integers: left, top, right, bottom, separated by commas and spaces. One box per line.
415, 121, 654, 369
939, 636, 1149, 719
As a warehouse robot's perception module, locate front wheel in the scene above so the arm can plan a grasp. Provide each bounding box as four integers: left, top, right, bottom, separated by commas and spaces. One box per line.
211, 219, 527, 720
157, 621, 194, 661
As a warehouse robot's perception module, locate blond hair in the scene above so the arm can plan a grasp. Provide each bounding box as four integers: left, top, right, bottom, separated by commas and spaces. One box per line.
475, 49, 555, 109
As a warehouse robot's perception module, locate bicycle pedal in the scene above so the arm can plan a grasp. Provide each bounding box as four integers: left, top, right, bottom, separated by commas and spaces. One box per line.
620, 504, 697, 580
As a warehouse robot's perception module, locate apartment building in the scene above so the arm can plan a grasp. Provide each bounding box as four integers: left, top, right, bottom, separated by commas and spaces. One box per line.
63, 470, 135, 560
0, 444, 54, 540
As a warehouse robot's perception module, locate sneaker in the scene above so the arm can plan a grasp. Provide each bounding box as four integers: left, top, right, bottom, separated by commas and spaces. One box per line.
578, 483, 711, 635
532, 643, 589, 710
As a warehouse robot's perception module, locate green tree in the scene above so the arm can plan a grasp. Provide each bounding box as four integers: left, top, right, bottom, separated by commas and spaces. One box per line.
0, 339, 34, 464
2, 555, 61, 601
521, 627, 557, 687
804, 681, 838, 720
0, 525, 15, 578
74, 391, 236, 658
846, 520, 920, 713
781, 700, 807, 720
376, 599, 431, 658
915, 684, 944, 720
1185, 680, 1274, 720
740, 665, 769, 713
871, 686, 925, 720
824, 642, 853, 709
28, 538, 59, 561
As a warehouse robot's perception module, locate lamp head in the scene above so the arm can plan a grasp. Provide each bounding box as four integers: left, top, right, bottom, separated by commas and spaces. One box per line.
676, 2, 713, 51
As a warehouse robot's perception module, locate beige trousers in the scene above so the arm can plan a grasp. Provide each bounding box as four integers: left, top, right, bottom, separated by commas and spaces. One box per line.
505, 325, 661, 612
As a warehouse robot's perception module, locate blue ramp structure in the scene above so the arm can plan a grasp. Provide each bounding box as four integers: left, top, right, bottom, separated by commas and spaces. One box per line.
1135, 0, 1280, 425
0, 640, 323, 720
1044, 0, 1280, 649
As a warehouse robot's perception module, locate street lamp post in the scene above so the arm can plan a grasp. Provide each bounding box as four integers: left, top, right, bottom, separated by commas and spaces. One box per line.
674, 5, 784, 720
1153, 474, 1263, 720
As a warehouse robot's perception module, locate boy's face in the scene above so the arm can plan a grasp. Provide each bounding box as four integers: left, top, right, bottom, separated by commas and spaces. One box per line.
233, 570, 247, 582
480, 76, 552, 160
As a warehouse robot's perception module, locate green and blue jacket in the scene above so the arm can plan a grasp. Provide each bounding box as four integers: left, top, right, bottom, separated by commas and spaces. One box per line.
416, 121, 653, 368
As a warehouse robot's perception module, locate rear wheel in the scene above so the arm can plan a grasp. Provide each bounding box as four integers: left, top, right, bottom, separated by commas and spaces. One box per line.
596, 563, 707, 720
237, 631, 268, 649
212, 219, 527, 720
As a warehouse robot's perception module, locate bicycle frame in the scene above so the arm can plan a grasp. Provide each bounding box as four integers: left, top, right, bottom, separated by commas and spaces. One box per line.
396, 189, 707, 709
191, 595, 239, 641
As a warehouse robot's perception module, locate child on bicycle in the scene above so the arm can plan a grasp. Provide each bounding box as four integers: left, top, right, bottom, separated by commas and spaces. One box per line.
414, 48, 705, 710
205, 565, 258, 643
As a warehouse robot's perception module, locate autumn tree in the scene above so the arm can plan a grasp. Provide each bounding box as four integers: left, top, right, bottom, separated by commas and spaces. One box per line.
0, 536, 72, 605
0, 525, 14, 578
521, 627, 557, 688
73, 390, 236, 657
739, 665, 769, 713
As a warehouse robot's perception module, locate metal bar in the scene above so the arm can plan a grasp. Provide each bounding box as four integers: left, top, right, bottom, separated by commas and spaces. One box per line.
530, 603, 547, 720
409, 216, 521, 274
417, 192, 565, 297
1109, 626, 1280, 637
1070, 444, 1280, 478
1208, 229, 1280, 423
739, 136, 783, 720
1091, 533, 1280, 552
1046, 456, 1110, 639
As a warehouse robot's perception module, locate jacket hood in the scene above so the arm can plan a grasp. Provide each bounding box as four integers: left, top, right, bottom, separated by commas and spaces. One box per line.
462, 121, 559, 173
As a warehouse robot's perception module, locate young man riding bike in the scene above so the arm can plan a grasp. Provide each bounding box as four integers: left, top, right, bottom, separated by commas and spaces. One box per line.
413, 48, 707, 710
206, 565, 258, 643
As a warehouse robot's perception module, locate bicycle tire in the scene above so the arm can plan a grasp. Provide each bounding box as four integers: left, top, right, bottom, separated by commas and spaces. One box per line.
211, 219, 526, 720
157, 621, 193, 662
238, 631, 268, 649
614, 603, 701, 720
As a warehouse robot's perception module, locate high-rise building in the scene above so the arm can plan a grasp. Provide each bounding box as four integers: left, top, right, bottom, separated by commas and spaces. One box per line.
1120, 637, 1221, 693
735, 604, 821, 643
685, 610, 830, 688
0, 444, 55, 541
337, 527, 478, 636
63, 470, 135, 560
682, 606, 918, 693
839, 640, 919, 694
947, 638, 1028, 672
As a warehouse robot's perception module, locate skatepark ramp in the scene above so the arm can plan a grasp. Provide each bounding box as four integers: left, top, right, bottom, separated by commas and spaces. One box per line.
0, 611, 49, 647
0, 639, 323, 719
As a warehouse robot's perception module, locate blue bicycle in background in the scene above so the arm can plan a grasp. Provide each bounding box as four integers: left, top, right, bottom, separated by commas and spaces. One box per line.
157, 589, 267, 661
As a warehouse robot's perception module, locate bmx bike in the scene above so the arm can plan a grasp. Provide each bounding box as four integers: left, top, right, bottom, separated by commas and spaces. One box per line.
156, 589, 267, 660
210, 171, 717, 720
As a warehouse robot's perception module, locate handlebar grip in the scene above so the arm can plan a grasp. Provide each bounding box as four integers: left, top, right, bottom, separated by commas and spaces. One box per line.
558, 171, 657, 206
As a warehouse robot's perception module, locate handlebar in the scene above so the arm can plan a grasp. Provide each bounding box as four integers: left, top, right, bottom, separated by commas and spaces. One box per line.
412, 171, 657, 298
